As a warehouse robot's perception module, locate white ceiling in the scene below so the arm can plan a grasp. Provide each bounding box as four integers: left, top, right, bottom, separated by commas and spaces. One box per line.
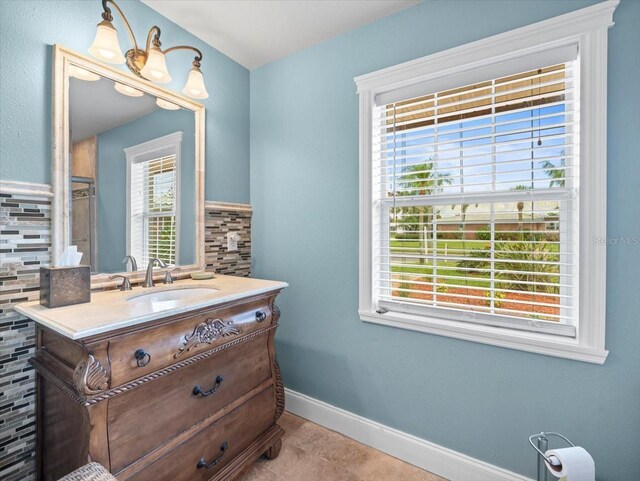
142, 0, 420, 70
70, 77, 158, 142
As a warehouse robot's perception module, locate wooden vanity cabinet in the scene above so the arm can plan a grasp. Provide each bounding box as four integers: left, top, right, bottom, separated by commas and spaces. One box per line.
30, 291, 285, 481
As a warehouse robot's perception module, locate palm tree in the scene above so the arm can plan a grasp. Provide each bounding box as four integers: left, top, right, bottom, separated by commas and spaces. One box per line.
511, 185, 530, 234
540, 158, 565, 187
397, 162, 452, 263
458, 203, 478, 238
540, 149, 566, 188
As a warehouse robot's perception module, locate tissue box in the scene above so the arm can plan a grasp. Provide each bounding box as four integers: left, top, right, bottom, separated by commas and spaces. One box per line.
40, 266, 91, 308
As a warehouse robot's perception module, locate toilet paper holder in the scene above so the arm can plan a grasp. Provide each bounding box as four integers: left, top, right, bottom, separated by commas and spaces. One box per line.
529, 432, 575, 481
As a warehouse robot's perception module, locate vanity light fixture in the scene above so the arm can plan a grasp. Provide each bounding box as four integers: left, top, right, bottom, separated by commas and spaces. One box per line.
114, 82, 144, 97
182, 65, 208, 100
69, 65, 101, 82
156, 98, 180, 111
89, 0, 209, 99
140, 45, 172, 84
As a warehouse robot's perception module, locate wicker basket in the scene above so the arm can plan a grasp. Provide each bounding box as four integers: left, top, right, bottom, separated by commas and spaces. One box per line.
57, 463, 117, 481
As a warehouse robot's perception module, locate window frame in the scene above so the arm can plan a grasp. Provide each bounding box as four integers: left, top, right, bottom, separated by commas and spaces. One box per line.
374, 70, 578, 337
125, 131, 183, 270
354, 1, 618, 364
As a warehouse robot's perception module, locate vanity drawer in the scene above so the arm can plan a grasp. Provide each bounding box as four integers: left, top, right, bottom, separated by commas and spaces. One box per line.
121, 385, 276, 481
108, 333, 272, 473
107, 295, 274, 387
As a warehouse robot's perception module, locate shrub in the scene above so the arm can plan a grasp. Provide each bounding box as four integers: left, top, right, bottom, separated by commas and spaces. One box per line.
476, 227, 491, 241
397, 277, 412, 298
394, 232, 420, 241
437, 231, 461, 240
494, 290, 506, 308
494, 241, 559, 294
457, 249, 491, 271
455, 240, 559, 294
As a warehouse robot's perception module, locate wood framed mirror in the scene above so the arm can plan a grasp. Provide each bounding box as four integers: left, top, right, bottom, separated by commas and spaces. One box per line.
51, 45, 205, 287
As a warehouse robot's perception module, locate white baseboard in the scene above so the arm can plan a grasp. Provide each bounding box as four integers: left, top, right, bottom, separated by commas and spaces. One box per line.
284, 389, 533, 481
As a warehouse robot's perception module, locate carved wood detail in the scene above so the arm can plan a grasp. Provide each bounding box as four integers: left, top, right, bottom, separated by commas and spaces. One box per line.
264, 438, 282, 460
274, 357, 285, 423
29, 357, 86, 405
32, 324, 279, 406
31, 289, 286, 479
270, 299, 281, 324
174, 318, 241, 358
73, 355, 109, 395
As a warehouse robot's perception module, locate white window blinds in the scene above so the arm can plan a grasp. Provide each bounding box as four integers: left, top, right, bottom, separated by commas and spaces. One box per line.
130, 154, 177, 269
372, 60, 579, 335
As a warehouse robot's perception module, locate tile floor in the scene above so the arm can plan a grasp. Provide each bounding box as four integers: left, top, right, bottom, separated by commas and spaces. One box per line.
241, 412, 447, 481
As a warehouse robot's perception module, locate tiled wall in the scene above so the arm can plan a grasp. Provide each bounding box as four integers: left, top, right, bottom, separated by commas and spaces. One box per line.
205, 202, 252, 277
0, 194, 251, 480
0, 187, 52, 481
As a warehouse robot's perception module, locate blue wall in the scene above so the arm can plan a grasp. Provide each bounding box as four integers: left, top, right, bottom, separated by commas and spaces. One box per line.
250, 1, 640, 480
2, 0, 639, 479
0, 0, 249, 204
96, 108, 195, 272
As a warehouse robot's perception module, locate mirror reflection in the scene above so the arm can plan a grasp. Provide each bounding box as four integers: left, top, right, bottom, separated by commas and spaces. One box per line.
69, 66, 195, 274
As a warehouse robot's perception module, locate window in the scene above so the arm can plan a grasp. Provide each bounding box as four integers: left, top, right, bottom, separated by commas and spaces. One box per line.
355, 1, 617, 363
374, 61, 577, 337
125, 132, 182, 270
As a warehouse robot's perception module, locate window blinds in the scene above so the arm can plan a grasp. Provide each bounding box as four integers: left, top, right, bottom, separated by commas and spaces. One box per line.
372, 60, 579, 335
130, 154, 177, 269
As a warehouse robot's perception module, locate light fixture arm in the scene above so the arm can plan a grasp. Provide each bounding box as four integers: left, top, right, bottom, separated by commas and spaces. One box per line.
100, 0, 203, 68
101, 0, 139, 53
145, 25, 162, 52
163, 45, 204, 67
90, 0, 209, 98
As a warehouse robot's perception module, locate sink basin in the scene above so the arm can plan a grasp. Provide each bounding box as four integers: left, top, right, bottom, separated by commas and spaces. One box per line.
127, 287, 218, 304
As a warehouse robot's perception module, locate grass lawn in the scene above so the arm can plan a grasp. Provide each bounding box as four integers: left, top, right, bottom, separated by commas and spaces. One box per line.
389, 236, 559, 290
387, 235, 561, 320
392, 263, 492, 288
390, 238, 491, 288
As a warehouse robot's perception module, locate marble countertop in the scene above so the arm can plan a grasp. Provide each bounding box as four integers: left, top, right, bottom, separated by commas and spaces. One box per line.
15, 275, 288, 340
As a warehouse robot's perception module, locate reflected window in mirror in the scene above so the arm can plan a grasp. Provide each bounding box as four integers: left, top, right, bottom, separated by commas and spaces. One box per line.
68, 70, 196, 275
125, 132, 183, 270
57, 46, 204, 283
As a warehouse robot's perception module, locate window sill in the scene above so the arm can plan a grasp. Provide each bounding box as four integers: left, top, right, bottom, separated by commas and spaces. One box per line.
359, 310, 608, 364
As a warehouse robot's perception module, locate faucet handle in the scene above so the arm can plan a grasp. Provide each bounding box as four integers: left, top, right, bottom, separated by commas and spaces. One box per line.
164, 267, 180, 285
110, 275, 132, 291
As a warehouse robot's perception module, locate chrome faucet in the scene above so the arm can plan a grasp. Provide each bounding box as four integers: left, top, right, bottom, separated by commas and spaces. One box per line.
122, 255, 138, 272
109, 274, 132, 291
142, 258, 167, 288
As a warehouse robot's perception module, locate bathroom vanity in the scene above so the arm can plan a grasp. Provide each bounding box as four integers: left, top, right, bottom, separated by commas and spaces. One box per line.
18, 44, 289, 480
16, 276, 288, 481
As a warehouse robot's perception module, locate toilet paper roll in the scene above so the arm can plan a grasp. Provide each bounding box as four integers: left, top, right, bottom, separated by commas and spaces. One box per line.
544, 447, 595, 481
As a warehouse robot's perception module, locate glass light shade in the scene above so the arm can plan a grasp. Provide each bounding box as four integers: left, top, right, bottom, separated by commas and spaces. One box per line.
114, 82, 144, 97
89, 21, 126, 64
69, 65, 100, 82
182, 67, 209, 99
156, 98, 180, 110
140, 47, 172, 84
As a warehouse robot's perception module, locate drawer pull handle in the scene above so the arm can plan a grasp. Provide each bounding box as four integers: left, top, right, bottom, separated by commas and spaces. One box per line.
197, 441, 228, 469
193, 375, 224, 397
134, 349, 151, 368
256, 311, 267, 322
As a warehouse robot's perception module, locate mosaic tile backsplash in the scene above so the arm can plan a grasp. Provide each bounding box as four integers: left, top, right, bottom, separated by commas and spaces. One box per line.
205, 203, 252, 277
0, 195, 251, 480
0, 190, 52, 481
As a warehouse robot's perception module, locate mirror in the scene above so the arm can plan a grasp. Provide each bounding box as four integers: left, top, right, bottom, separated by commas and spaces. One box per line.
53, 46, 205, 284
